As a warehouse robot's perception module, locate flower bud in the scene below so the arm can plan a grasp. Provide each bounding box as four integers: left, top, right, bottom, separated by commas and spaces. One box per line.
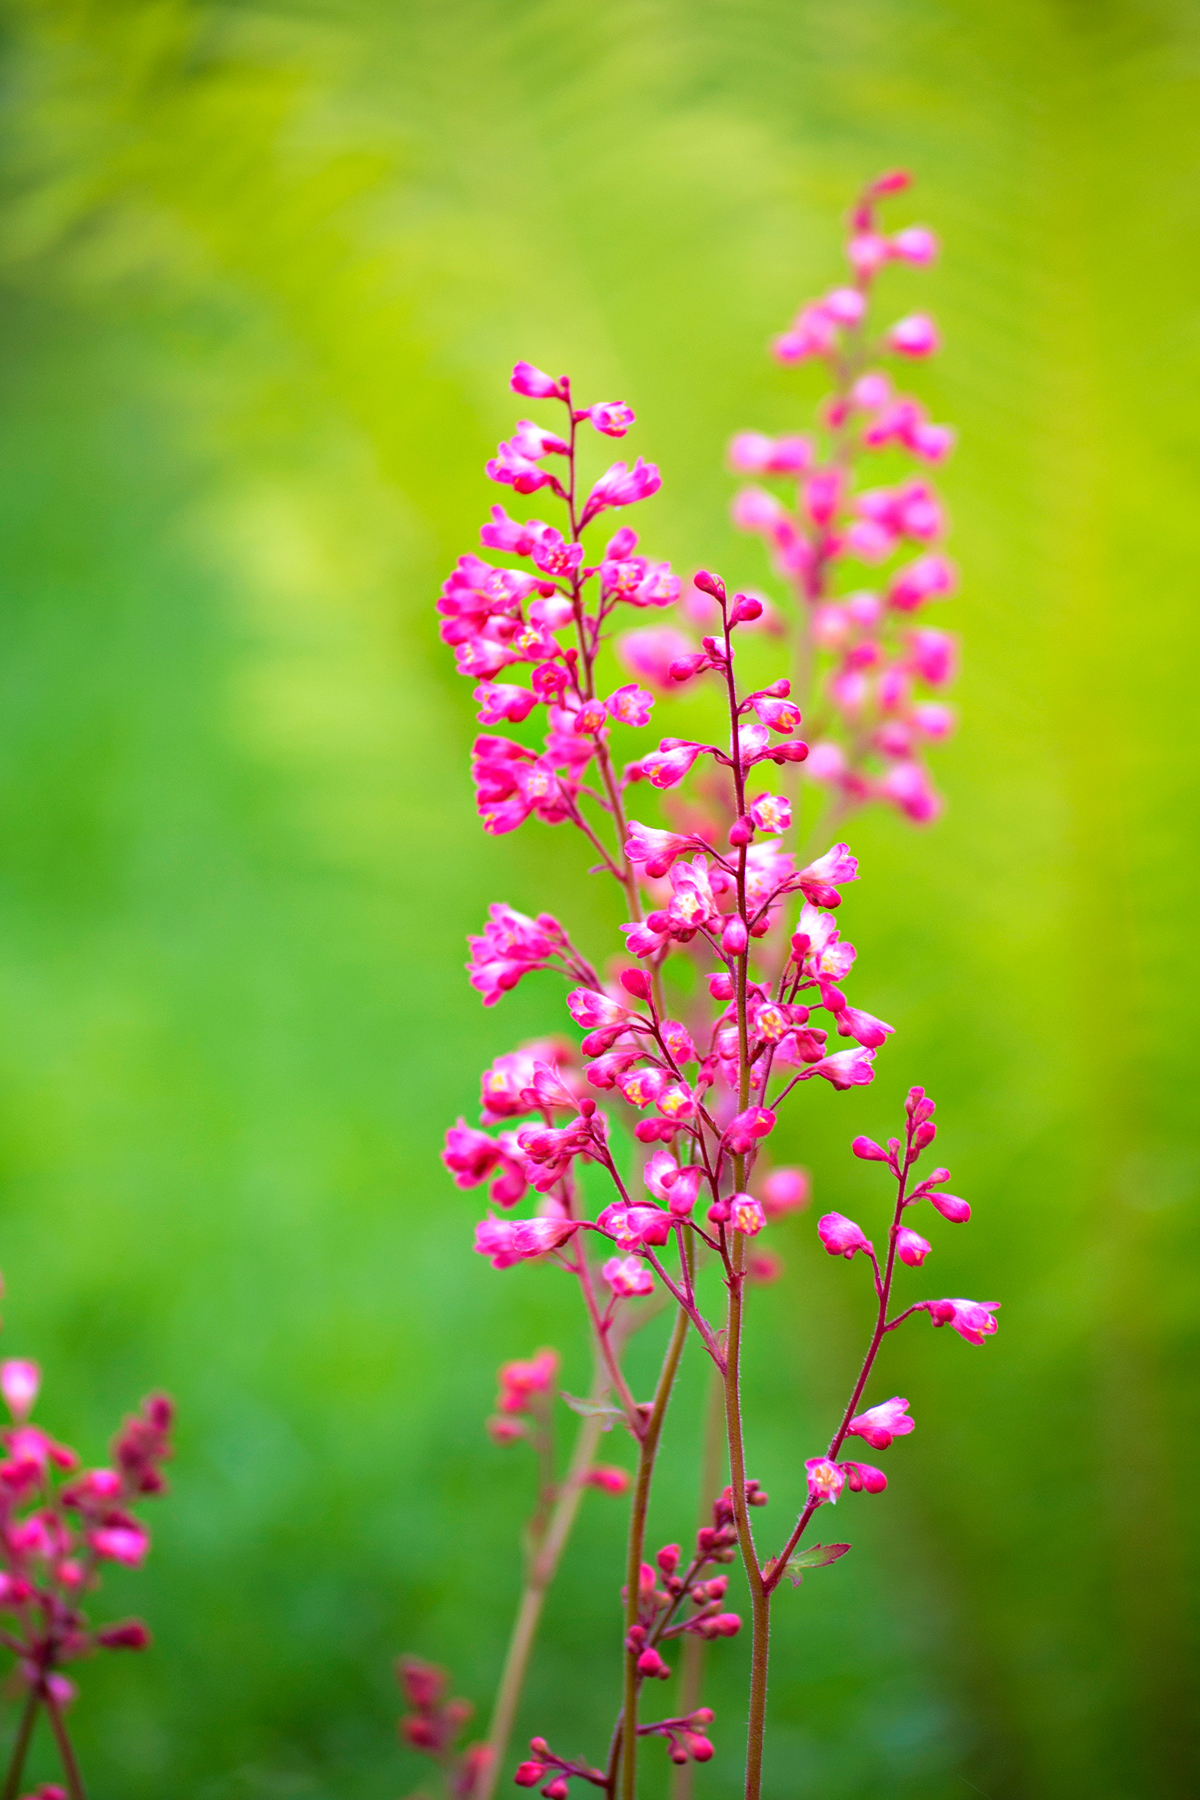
693, 570, 726, 602
514, 1762, 546, 1787
851, 1135, 890, 1162
657, 1543, 681, 1576
728, 815, 754, 847
729, 593, 763, 625
637, 1647, 672, 1679
619, 968, 652, 1000
707, 972, 734, 1000
721, 916, 748, 956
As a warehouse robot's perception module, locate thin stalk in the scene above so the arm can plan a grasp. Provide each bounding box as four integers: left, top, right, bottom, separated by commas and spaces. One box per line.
619, 1302, 691, 1800
1, 1688, 39, 1800
42, 1690, 85, 1800
669, 1366, 728, 1800
478, 1406, 609, 1800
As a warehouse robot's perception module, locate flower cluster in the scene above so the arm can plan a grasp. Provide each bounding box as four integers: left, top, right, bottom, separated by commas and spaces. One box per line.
0, 1341, 173, 1800
398, 1657, 494, 1799
728, 168, 958, 825
407, 172, 995, 1800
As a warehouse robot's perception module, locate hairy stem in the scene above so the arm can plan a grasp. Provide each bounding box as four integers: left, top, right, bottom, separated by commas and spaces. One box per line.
619, 1302, 691, 1800
1, 1688, 38, 1800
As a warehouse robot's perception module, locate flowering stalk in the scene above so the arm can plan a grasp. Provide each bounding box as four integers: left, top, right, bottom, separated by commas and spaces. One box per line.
0, 1328, 173, 1800
415, 170, 998, 1800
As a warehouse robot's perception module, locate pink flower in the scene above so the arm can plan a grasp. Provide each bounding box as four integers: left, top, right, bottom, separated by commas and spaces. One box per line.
603, 1255, 655, 1298
847, 232, 890, 278
474, 1214, 579, 1270
880, 760, 941, 824
847, 1396, 913, 1449
624, 819, 694, 879
750, 793, 791, 834
588, 402, 636, 437
473, 682, 538, 725
927, 1298, 1000, 1345
896, 1227, 931, 1266
888, 552, 956, 612
840, 1461, 887, 1493
796, 842, 858, 907
891, 225, 938, 264
750, 694, 802, 733
817, 1212, 872, 1259
92, 1524, 149, 1568
617, 627, 696, 689
805, 1458, 846, 1504
923, 1189, 970, 1223
566, 989, 630, 1030
728, 1194, 767, 1236
887, 313, 940, 357
761, 1167, 810, 1218
641, 741, 703, 789
834, 1006, 894, 1050
0, 1360, 40, 1422
596, 1202, 673, 1249
728, 432, 813, 475
466, 903, 565, 1006
587, 1465, 631, 1494
616, 1066, 669, 1109
606, 684, 654, 727
799, 1047, 876, 1090
580, 458, 662, 526
497, 1349, 559, 1413
724, 1107, 776, 1154
511, 361, 567, 400
486, 439, 557, 495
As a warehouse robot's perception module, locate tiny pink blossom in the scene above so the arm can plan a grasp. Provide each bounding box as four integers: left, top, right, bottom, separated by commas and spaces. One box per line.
587, 402, 636, 437
805, 1458, 846, 1504
887, 313, 940, 357
473, 682, 538, 725
603, 1255, 655, 1298
580, 458, 662, 525
596, 1202, 672, 1250
761, 1167, 810, 1219
848, 1396, 913, 1449
891, 225, 938, 265
624, 819, 693, 878
834, 1006, 895, 1050
800, 1047, 876, 1090
750, 694, 802, 733
0, 1361, 40, 1422
474, 1214, 579, 1270
587, 1465, 631, 1494
896, 1227, 932, 1266
606, 684, 654, 727
817, 1212, 872, 1259
927, 1298, 1000, 1345
840, 1461, 888, 1493
724, 1107, 776, 1153
728, 1194, 767, 1236
924, 1190, 971, 1223
91, 1525, 149, 1568
510, 361, 566, 399
750, 793, 791, 834
566, 989, 630, 1030
641, 741, 703, 789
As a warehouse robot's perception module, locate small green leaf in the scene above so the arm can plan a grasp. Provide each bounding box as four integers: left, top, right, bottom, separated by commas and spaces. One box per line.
561, 1392, 625, 1429
785, 1542, 851, 1587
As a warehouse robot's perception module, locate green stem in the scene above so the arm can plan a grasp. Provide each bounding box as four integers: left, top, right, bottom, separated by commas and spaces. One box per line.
669, 1364, 728, 1800
1, 1688, 39, 1800
620, 1302, 691, 1800
478, 1407, 608, 1800
42, 1690, 85, 1800
723, 1234, 770, 1800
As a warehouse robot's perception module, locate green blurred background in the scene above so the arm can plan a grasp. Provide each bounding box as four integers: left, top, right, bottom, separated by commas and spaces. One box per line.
0, 0, 1197, 1794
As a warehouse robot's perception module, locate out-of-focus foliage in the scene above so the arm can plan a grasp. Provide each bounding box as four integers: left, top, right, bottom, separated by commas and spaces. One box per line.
0, 0, 1196, 1793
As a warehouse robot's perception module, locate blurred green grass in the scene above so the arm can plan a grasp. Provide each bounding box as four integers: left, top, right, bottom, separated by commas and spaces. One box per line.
0, 0, 1196, 1794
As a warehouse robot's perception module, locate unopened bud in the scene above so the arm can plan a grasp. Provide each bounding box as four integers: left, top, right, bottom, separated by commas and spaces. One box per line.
708, 972, 734, 1001
693, 570, 727, 601
721, 916, 748, 956
728, 815, 754, 846
620, 968, 652, 1000
729, 593, 763, 625
852, 1136, 890, 1162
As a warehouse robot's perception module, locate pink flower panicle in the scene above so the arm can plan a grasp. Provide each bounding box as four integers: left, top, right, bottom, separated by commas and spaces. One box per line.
0, 1325, 172, 1743
425, 174, 993, 1798
396, 1656, 493, 1796
729, 174, 958, 827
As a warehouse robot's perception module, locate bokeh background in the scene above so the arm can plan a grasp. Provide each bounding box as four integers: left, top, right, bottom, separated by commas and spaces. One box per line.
0, 0, 1197, 1794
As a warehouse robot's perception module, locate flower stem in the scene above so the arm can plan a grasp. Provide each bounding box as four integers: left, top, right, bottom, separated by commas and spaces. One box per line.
669, 1364, 728, 1800
42, 1690, 85, 1800
620, 1301, 691, 1800
478, 1405, 609, 1800
1, 1688, 39, 1800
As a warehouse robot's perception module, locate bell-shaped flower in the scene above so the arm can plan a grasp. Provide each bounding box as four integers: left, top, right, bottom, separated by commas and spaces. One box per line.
666, 856, 721, 934
588, 401, 636, 437
799, 1047, 876, 1090
840, 1461, 887, 1493
749, 793, 791, 834
467, 902, 565, 1006
805, 1458, 846, 1505
896, 1226, 931, 1266
643, 1148, 679, 1201
497, 1349, 559, 1413
750, 693, 802, 733
887, 313, 939, 357
579, 457, 662, 526
641, 740, 703, 790
616, 1065, 670, 1109
817, 1212, 872, 1259
566, 989, 631, 1030
624, 819, 693, 878
474, 682, 538, 726
596, 1202, 673, 1250
928, 1299, 999, 1345
606, 685, 654, 727
474, 1213, 579, 1269
848, 1397, 913, 1450
603, 1255, 655, 1298
511, 361, 567, 400
0, 1361, 40, 1423
728, 1194, 767, 1236
922, 1189, 970, 1223
796, 843, 859, 907
834, 1006, 894, 1050
724, 1107, 776, 1154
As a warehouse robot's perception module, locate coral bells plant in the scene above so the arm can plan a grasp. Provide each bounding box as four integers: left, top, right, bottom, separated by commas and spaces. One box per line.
0, 1340, 173, 1800
406, 172, 997, 1800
